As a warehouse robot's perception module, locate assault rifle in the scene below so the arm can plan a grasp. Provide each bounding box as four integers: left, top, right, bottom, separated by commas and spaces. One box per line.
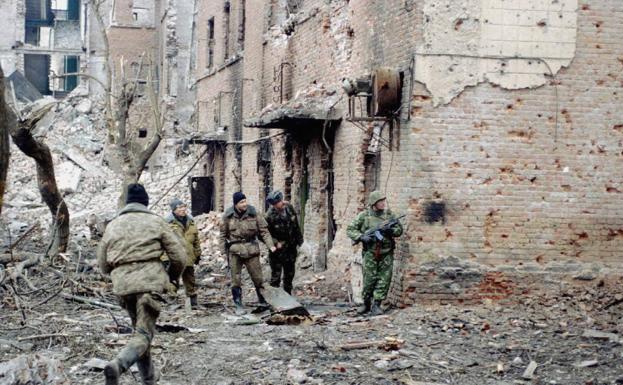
352, 215, 406, 245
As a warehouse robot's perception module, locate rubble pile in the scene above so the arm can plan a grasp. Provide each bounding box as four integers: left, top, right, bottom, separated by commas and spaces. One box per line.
2, 94, 121, 249
194, 211, 226, 270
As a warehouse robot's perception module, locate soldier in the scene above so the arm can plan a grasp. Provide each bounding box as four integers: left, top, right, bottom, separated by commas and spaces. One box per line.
265, 191, 303, 295
219, 192, 276, 315
98, 184, 187, 385
165, 198, 202, 309
347, 191, 403, 316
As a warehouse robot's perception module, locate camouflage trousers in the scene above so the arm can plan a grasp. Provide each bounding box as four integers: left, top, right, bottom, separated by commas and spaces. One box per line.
230, 255, 263, 288
362, 251, 394, 301
116, 293, 161, 367
181, 266, 196, 297
269, 248, 297, 294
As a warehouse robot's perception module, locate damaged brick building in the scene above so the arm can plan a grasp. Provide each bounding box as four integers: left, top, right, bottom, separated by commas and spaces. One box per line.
192, 0, 623, 305
1, 0, 621, 306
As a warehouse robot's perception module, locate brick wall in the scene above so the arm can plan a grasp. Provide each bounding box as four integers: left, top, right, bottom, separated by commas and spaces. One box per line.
192, 0, 623, 305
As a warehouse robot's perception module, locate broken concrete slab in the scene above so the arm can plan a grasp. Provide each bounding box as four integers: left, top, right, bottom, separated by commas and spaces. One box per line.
582, 329, 620, 344
56, 162, 82, 194
0, 354, 69, 384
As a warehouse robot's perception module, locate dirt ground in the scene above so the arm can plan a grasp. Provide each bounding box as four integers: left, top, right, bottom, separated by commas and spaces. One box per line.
1, 243, 622, 385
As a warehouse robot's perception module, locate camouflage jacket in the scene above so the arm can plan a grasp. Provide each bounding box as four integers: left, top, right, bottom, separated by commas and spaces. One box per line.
219, 205, 275, 258
346, 209, 404, 254
264, 204, 303, 250
97, 203, 186, 296
166, 213, 201, 266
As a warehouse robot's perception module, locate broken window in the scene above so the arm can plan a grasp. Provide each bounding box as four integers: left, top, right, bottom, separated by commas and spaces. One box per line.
237, 0, 245, 50
223, 1, 231, 60
51, 0, 80, 21
24, 54, 51, 95
63, 55, 79, 91
207, 17, 215, 68
25, 0, 53, 46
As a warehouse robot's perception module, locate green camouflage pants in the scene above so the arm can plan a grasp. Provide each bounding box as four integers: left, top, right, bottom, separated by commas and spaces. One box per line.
182, 265, 196, 297
269, 248, 296, 294
117, 293, 161, 367
362, 251, 394, 301
230, 255, 263, 288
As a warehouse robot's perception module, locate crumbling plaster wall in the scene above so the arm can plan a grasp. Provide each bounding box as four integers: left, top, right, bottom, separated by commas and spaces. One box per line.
416, 0, 578, 106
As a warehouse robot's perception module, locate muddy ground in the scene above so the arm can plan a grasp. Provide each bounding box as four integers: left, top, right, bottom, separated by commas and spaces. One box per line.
1, 246, 622, 385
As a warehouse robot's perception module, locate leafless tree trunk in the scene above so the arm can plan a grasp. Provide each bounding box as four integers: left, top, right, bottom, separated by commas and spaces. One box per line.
5, 93, 69, 255
0, 66, 11, 215
91, 1, 165, 208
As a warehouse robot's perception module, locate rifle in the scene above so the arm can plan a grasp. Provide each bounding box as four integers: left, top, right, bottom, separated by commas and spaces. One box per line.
352, 215, 406, 246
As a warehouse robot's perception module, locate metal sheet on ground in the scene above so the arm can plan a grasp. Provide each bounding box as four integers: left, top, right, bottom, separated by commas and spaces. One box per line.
261, 286, 309, 316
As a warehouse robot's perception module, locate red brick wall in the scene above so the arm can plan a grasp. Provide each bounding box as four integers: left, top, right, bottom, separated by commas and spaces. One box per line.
193, 0, 623, 305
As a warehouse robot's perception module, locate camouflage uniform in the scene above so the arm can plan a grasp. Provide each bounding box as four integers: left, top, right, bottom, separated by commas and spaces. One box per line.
98, 202, 186, 385
219, 205, 275, 305
165, 213, 201, 297
347, 191, 403, 309
265, 203, 303, 294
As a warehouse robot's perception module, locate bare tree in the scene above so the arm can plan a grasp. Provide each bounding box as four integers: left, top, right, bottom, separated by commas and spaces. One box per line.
1, 66, 69, 255
90, 0, 165, 208
0, 66, 10, 215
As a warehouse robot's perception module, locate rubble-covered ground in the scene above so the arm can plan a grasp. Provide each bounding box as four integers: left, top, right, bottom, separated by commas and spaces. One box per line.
1, 215, 622, 385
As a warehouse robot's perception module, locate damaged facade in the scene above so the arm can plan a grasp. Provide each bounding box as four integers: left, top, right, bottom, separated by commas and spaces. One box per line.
1, 0, 621, 306
0, 0, 90, 98
193, 0, 623, 305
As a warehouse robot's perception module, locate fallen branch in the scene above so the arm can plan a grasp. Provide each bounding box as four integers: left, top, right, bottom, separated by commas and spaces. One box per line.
336, 340, 384, 350
60, 293, 121, 310
17, 333, 69, 341
8, 223, 40, 251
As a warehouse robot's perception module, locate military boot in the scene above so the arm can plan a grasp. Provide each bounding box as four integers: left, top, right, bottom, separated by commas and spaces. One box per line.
357, 297, 371, 315
232, 286, 246, 315
370, 299, 384, 316
137, 352, 157, 385
104, 346, 140, 385
255, 285, 268, 306
189, 295, 198, 310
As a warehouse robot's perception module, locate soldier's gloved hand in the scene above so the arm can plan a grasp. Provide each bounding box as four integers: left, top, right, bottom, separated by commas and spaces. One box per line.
381, 227, 394, 236
360, 234, 373, 243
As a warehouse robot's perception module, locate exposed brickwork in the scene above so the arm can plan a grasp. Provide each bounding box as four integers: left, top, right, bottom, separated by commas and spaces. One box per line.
193, 0, 623, 306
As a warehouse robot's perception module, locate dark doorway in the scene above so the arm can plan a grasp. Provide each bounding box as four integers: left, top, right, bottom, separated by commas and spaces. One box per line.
190, 176, 214, 216
24, 54, 50, 95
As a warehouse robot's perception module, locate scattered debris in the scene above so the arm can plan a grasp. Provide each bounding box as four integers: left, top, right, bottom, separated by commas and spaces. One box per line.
522, 360, 538, 380
0, 354, 69, 385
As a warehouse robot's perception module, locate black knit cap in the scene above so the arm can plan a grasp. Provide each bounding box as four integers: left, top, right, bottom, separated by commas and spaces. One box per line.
126, 183, 149, 207
233, 192, 246, 206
